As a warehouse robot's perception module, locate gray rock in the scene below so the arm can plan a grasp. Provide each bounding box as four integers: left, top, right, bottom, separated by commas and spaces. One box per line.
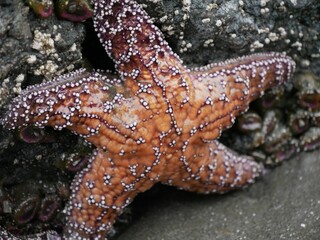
117, 149, 320, 240
0, 0, 85, 107
139, 0, 320, 70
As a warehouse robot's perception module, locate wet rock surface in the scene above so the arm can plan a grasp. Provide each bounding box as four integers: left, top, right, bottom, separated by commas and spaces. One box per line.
139, 0, 320, 69
117, 149, 320, 240
0, 0, 85, 107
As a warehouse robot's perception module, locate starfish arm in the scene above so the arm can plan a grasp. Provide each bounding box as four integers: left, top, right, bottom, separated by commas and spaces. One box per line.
185, 52, 296, 141
0, 68, 175, 158
1, 64, 176, 171
93, 0, 186, 84
1, 69, 120, 130
64, 148, 157, 239
161, 141, 264, 194
0, 69, 143, 152
93, 0, 192, 137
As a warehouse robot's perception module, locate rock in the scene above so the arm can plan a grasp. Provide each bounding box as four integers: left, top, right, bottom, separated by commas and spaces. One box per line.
0, 0, 85, 107
139, 0, 320, 71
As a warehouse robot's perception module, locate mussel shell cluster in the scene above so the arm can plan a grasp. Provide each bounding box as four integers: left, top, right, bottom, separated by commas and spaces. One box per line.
0, 131, 76, 236
0, 172, 68, 235
27, 0, 92, 22
221, 71, 320, 166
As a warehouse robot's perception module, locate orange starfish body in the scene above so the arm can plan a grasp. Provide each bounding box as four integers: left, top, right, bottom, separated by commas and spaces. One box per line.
1, 0, 295, 238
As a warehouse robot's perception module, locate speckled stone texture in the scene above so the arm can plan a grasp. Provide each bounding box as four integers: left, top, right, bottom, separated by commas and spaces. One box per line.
138, 0, 319, 70
0, 0, 85, 107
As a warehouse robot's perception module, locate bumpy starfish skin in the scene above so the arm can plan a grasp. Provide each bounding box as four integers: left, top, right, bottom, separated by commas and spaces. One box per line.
0, 0, 295, 238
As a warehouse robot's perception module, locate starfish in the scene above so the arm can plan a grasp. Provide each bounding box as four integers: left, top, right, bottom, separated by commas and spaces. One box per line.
1, 0, 295, 239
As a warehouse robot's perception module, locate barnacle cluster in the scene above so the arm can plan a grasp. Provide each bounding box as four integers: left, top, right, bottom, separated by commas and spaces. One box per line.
221, 71, 320, 166
27, 0, 92, 22
0, 130, 93, 236
0, 158, 69, 235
